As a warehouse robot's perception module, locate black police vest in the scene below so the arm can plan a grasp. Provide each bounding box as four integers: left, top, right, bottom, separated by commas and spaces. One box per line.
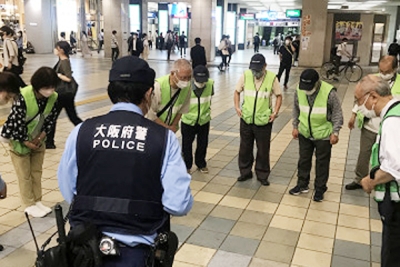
69, 110, 169, 236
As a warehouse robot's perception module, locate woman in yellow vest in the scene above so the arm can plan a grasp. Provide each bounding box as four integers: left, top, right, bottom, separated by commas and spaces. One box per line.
181, 65, 214, 174
1, 67, 58, 218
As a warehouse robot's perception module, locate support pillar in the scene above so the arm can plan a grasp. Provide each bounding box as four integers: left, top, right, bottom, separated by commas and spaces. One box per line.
299, 0, 328, 67
190, 0, 217, 62
24, 0, 58, 53
141, 0, 148, 35
103, 0, 129, 59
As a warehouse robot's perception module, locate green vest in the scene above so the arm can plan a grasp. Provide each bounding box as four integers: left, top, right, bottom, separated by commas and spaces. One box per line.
156, 75, 190, 126
181, 79, 213, 126
357, 74, 400, 128
297, 81, 334, 140
241, 70, 275, 126
11, 86, 58, 155
371, 102, 400, 202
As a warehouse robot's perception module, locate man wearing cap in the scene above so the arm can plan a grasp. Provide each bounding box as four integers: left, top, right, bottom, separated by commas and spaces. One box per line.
147, 59, 192, 133
181, 65, 214, 174
234, 54, 282, 186
290, 69, 343, 202
58, 56, 193, 266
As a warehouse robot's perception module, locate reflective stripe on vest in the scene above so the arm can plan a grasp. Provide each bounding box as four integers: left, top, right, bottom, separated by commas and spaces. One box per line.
391, 74, 400, 97
156, 75, 191, 126
11, 86, 58, 155
371, 102, 400, 202
297, 81, 334, 140
181, 80, 213, 126
241, 70, 275, 126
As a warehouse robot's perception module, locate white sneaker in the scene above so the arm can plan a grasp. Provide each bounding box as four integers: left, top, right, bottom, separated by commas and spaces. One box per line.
25, 205, 47, 218
36, 202, 52, 214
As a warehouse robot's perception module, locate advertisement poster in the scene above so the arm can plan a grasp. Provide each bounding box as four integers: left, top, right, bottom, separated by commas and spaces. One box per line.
335, 21, 363, 41
301, 15, 311, 36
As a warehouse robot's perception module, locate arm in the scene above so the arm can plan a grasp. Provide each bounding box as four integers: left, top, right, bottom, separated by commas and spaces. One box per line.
161, 131, 193, 215
270, 78, 283, 122
348, 104, 358, 130
328, 90, 344, 145
57, 60, 72, 82
234, 75, 244, 117
58, 124, 81, 203
292, 92, 300, 139
40, 100, 59, 139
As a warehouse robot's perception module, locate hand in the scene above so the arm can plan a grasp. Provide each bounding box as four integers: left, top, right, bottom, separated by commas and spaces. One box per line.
361, 177, 374, 194
269, 113, 277, 122
348, 117, 355, 130
24, 141, 39, 150
169, 125, 178, 133
330, 134, 339, 145
235, 107, 242, 117
292, 129, 299, 139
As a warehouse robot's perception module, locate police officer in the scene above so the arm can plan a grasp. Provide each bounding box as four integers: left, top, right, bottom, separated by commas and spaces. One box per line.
234, 54, 282, 186
181, 65, 214, 174
58, 56, 193, 266
290, 69, 343, 202
147, 59, 192, 133
378, 55, 400, 99
358, 75, 400, 267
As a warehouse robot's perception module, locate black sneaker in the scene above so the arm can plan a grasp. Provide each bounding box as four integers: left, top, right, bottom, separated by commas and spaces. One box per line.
313, 191, 324, 202
289, 185, 309, 196
45, 143, 56, 149
237, 173, 253, 182
258, 179, 270, 186
345, 182, 362, 190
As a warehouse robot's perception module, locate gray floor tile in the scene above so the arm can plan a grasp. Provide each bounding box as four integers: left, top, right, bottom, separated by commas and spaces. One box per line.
239, 210, 272, 226
0, 245, 17, 259
202, 183, 232, 195
220, 235, 260, 256
333, 240, 370, 261
253, 190, 283, 203
208, 250, 252, 267
218, 169, 240, 178
186, 228, 227, 249
341, 194, 370, 207
227, 187, 257, 199
371, 246, 381, 263
234, 179, 262, 190
190, 201, 216, 215
255, 241, 295, 264
371, 231, 382, 247
199, 216, 236, 234
171, 224, 195, 243
263, 227, 300, 247
0, 228, 33, 248
370, 207, 381, 220
210, 206, 244, 221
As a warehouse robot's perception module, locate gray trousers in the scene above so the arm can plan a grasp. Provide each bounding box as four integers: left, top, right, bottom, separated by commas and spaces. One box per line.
354, 127, 377, 183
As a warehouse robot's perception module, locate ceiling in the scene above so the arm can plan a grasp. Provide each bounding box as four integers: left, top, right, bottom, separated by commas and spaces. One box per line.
237, 0, 400, 13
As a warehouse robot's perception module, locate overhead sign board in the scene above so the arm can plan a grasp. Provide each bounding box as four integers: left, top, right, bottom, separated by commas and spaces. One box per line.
240, 13, 255, 20
286, 9, 302, 18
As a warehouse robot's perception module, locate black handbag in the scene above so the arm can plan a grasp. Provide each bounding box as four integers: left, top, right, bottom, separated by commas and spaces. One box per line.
57, 77, 78, 96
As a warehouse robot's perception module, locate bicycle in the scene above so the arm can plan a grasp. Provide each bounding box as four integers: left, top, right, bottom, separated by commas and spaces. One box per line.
320, 57, 363, 82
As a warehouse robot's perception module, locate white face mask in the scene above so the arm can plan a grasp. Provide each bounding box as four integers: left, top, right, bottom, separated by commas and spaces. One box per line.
379, 72, 394, 82
39, 89, 55, 98
358, 94, 377, 118
304, 88, 317, 95
176, 80, 189, 88
285, 40, 290, 46
194, 81, 206, 89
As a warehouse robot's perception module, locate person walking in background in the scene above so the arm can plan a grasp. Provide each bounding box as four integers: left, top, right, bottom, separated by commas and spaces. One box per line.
159, 32, 165, 51
70, 31, 77, 54
141, 33, 150, 61
1, 67, 59, 218
277, 36, 295, 89
46, 41, 82, 149
148, 31, 153, 49
111, 30, 119, 62
166, 30, 174, 61
218, 35, 229, 72
190, 37, 207, 68
273, 34, 281, 55
128, 32, 143, 57
59, 32, 66, 41
253, 33, 260, 53
16, 30, 26, 66
22, 29, 28, 51
226, 35, 233, 66
179, 31, 187, 58
80, 31, 92, 57
292, 35, 300, 66
97, 28, 104, 54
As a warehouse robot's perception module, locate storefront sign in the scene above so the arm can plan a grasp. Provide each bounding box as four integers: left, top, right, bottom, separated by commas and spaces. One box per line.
256, 11, 286, 21
240, 13, 255, 20
335, 21, 363, 41
258, 21, 300, 27
286, 9, 301, 18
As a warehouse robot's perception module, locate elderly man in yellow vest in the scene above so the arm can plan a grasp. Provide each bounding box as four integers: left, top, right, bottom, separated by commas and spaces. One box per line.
147, 59, 192, 132
234, 54, 282, 186
379, 55, 400, 99
290, 69, 343, 202
181, 65, 214, 174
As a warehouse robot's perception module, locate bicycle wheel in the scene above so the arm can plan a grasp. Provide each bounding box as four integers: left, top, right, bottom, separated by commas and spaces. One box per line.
344, 64, 363, 82
320, 62, 335, 80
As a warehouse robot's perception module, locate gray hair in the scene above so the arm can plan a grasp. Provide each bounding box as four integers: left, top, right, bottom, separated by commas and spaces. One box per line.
358, 74, 391, 97
172, 59, 192, 73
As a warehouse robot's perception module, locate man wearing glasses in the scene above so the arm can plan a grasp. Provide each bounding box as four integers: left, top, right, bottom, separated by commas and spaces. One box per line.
147, 59, 192, 132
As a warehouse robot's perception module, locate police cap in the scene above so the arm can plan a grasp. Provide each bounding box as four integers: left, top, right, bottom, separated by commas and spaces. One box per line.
109, 56, 156, 87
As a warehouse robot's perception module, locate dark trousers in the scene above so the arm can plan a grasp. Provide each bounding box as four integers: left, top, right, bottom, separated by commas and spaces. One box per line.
273, 45, 279, 54
102, 246, 150, 267
297, 134, 332, 192
167, 45, 172, 60
181, 122, 210, 170
111, 47, 119, 62
148, 40, 152, 49
131, 50, 141, 57
381, 206, 400, 267
98, 40, 104, 53
239, 119, 272, 181
277, 63, 292, 86
219, 55, 228, 69
254, 43, 259, 53
333, 55, 341, 75
46, 93, 82, 145
227, 48, 232, 64
180, 45, 186, 56
354, 128, 377, 183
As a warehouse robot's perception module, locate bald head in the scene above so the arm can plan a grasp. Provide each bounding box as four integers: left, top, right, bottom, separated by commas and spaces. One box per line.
379, 55, 398, 75
172, 59, 192, 73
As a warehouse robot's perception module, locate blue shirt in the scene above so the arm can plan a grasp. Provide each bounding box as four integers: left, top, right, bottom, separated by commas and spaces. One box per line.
58, 102, 193, 247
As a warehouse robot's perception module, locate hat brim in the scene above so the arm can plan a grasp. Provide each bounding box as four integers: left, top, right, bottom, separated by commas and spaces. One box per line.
249, 64, 263, 71
194, 76, 208, 83
299, 81, 315, 91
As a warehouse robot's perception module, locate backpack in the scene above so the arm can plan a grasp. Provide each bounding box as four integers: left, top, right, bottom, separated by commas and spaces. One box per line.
330, 46, 338, 56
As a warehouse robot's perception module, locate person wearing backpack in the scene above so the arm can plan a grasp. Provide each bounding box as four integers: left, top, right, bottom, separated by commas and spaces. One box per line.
277, 36, 295, 89
253, 33, 260, 53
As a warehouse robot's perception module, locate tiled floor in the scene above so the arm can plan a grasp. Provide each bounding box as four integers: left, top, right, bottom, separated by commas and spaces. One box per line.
0, 50, 381, 267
